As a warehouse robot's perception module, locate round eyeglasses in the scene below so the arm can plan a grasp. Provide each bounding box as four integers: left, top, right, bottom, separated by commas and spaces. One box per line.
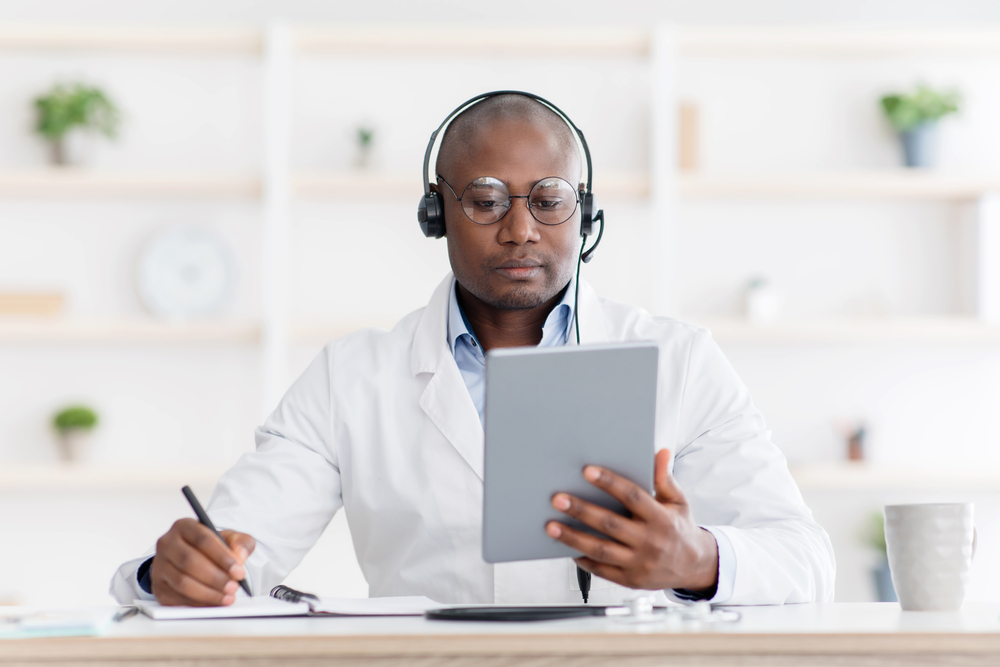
437, 175, 580, 226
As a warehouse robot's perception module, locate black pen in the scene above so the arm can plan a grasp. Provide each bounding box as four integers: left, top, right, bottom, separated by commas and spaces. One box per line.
577, 566, 592, 603
181, 485, 252, 597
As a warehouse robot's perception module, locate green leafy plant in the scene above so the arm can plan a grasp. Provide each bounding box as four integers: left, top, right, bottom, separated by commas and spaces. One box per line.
52, 405, 99, 434
880, 85, 960, 132
357, 126, 375, 148
862, 510, 887, 556
34, 82, 120, 164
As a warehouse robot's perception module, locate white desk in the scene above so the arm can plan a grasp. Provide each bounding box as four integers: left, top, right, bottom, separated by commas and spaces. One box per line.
3, 602, 1000, 666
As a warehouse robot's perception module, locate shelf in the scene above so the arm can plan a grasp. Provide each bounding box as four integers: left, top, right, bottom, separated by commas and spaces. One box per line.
292, 26, 648, 57
0, 317, 402, 346
696, 318, 1000, 345
676, 27, 1000, 57
5, 25, 1000, 59
0, 318, 260, 344
0, 170, 260, 199
0, 464, 229, 493
4, 462, 994, 494
5, 169, 996, 202
294, 170, 650, 200
5, 317, 994, 347
291, 318, 399, 345
4, 169, 997, 202
0, 25, 262, 54
679, 171, 1000, 201
791, 462, 1000, 492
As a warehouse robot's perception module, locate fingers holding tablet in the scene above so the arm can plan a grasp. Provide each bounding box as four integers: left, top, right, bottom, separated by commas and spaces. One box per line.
544, 518, 632, 565
548, 492, 643, 546
546, 451, 720, 593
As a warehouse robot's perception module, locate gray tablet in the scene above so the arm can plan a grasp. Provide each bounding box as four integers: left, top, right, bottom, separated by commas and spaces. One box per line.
482, 342, 659, 563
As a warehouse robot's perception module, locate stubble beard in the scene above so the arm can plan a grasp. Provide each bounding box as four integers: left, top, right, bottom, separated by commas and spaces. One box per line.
454, 261, 574, 311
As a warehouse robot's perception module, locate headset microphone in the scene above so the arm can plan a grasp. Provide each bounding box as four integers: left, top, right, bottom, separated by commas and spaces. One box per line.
581, 209, 604, 264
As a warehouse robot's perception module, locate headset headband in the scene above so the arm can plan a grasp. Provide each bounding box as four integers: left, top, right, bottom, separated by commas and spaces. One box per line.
421, 90, 594, 196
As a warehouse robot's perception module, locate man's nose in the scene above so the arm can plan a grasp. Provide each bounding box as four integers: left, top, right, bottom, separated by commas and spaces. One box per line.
498, 197, 541, 245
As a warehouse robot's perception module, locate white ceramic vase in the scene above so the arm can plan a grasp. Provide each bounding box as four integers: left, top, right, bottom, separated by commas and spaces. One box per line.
884, 503, 975, 611
56, 429, 92, 463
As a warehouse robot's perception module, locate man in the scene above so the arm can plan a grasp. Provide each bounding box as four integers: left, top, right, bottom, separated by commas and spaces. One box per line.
111, 93, 835, 607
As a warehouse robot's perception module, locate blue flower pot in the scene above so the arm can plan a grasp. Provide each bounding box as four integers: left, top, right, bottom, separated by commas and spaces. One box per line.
899, 122, 939, 168
873, 557, 898, 602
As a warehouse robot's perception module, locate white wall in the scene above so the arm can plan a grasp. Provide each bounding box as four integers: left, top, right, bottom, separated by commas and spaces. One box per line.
3, 0, 1000, 26
2, 0, 1000, 607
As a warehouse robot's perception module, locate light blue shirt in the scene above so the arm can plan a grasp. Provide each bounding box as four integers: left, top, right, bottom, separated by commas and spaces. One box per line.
445, 277, 734, 603
447, 278, 574, 426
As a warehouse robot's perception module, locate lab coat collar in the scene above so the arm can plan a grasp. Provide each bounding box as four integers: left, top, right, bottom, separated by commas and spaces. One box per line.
412, 273, 485, 479
409, 272, 610, 481
411, 273, 454, 377
410, 272, 610, 374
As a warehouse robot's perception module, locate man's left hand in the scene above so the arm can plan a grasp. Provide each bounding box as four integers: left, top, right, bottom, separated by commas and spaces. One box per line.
545, 449, 719, 594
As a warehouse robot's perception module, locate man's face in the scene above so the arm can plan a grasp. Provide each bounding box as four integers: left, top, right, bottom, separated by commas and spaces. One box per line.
440, 118, 582, 311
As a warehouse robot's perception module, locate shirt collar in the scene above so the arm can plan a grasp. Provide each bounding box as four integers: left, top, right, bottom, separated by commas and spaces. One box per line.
447, 277, 576, 354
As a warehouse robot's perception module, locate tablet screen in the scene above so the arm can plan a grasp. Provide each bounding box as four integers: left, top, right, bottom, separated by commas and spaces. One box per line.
482, 342, 658, 563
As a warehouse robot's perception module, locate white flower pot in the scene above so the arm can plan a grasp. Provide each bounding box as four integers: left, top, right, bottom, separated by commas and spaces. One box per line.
56, 429, 92, 463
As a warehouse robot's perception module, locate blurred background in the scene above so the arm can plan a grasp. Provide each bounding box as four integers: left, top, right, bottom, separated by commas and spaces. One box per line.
2, 0, 1000, 607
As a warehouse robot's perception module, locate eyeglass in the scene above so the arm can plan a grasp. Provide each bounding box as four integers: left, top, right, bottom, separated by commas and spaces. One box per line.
437, 175, 580, 226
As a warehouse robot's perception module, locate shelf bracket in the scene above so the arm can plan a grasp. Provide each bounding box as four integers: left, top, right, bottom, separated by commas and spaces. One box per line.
262, 22, 293, 415
977, 193, 1000, 325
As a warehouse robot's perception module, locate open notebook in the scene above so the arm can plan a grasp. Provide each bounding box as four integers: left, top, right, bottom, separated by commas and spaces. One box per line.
135, 591, 441, 620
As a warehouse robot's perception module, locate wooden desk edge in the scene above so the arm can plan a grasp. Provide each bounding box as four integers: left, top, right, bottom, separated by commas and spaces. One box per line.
3, 632, 1000, 660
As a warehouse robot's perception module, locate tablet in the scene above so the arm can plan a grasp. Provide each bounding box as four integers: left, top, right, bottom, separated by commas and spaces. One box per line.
482, 342, 659, 563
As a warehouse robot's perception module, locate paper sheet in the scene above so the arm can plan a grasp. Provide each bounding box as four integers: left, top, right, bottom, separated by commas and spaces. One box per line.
136, 596, 309, 620
309, 596, 442, 616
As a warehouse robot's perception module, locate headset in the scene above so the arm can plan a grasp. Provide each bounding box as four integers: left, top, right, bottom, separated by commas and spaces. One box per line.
417, 90, 604, 267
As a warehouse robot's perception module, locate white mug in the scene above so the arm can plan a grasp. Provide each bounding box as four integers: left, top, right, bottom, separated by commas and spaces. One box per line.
884, 503, 976, 611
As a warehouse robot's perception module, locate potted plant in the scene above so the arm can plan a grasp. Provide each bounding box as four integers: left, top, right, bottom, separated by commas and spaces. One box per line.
863, 510, 897, 602
52, 405, 99, 463
34, 82, 120, 166
355, 125, 375, 169
880, 85, 960, 168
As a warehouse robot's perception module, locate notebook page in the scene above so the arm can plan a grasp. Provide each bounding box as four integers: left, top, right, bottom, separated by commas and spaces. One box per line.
136, 596, 309, 620
308, 596, 442, 616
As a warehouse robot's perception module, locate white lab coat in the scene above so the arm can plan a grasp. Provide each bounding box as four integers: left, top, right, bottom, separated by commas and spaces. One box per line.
112, 274, 835, 606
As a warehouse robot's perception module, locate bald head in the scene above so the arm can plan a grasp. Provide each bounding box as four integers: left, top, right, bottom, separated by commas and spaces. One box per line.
435, 94, 581, 184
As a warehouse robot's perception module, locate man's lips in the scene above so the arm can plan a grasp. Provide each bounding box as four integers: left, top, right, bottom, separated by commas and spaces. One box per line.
494, 259, 543, 279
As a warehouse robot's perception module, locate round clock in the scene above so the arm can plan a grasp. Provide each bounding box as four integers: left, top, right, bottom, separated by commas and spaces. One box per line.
136, 227, 234, 320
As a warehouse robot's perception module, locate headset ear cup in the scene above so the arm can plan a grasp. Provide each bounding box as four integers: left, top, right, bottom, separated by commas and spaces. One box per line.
418, 193, 446, 239
579, 193, 595, 236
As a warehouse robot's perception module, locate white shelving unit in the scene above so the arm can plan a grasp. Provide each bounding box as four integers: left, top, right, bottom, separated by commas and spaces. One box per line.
790, 461, 1000, 492
679, 171, 1000, 201
5, 461, 996, 494
8, 167, 1000, 202
0, 318, 260, 344
0, 170, 260, 198
696, 317, 1000, 345
3, 24, 1000, 405
8, 460, 995, 494
675, 27, 1000, 57
0, 463, 228, 492
293, 170, 650, 200
0, 25, 262, 53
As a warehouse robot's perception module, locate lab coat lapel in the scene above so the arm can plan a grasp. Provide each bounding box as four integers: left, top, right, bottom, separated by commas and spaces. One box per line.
412, 273, 485, 480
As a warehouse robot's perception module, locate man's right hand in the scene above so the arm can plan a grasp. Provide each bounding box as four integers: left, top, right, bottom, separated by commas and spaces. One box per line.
150, 518, 256, 606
